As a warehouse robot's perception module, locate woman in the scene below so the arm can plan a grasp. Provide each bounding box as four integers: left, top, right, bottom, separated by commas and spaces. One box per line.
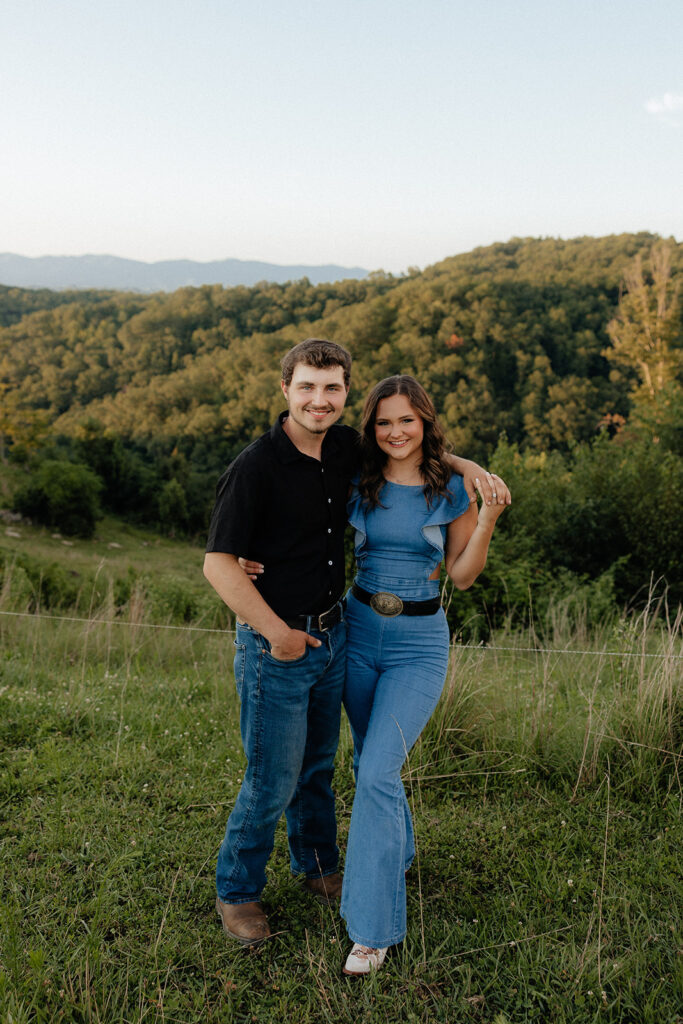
340, 374, 509, 976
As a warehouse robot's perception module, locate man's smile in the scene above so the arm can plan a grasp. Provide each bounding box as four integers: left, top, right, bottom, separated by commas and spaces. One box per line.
304, 406, 334, 418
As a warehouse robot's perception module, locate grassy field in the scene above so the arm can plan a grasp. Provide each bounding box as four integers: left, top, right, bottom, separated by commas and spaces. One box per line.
1, 524, 681, 1023
0, 514, 228, 628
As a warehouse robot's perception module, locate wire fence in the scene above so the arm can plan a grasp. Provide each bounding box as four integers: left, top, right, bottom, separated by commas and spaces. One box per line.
1, 608, 681, 660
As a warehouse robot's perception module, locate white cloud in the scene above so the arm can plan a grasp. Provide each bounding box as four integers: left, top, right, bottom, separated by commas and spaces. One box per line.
644, 92, 683, 119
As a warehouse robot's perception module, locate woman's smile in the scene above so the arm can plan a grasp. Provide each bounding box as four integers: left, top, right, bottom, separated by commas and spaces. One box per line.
374, 394, 424, 464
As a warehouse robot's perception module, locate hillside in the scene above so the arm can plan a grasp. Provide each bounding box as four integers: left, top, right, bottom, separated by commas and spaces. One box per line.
1, 233, 679, 464
1, 233, 681, 615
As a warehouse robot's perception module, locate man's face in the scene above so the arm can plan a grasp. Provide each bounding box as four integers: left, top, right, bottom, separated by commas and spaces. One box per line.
281, 363, 349, 435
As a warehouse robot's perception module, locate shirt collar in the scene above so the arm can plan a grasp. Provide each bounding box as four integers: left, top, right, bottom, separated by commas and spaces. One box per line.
270, 411, 344, 464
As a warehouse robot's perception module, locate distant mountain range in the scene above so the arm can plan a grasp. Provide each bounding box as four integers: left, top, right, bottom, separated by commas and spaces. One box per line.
0, 253, 369, 292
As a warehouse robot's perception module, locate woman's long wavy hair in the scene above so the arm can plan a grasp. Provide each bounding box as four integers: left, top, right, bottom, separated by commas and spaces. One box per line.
358, 375, 453, 508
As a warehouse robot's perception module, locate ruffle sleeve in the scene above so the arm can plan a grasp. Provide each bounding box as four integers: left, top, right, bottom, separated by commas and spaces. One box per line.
347, 474, 470, 561
347, 483, 368, 558
420, 474, 470, 558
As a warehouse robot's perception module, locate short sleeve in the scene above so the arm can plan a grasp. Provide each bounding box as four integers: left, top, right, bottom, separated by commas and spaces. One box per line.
420, 474, 471, 557
205, 454, 265, 555
443, 474, 470, 521
346, 483, 366, 558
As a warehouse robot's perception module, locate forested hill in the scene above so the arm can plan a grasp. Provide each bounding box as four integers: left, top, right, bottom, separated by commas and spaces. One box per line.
1, 232, 679, 469
2, 232, 681, 615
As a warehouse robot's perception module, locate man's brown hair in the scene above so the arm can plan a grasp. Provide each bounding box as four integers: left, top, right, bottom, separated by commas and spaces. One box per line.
281, 338, 352, 389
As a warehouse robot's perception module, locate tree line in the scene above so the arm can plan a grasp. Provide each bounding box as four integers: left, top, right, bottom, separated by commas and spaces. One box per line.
1, 233, 681, 625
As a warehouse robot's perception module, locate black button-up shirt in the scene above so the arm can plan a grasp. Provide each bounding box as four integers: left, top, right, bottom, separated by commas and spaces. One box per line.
206, 413, 360, 619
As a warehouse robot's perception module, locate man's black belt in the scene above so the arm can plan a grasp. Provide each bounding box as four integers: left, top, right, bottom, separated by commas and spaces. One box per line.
282, 598, 345, 633
351, 584, 441, 617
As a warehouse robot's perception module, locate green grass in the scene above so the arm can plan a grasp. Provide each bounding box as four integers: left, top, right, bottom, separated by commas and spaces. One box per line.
0, 522, 681, 1022
0, 515, 227, 628
0, 513, 203, 580
1, 602, 681, 1024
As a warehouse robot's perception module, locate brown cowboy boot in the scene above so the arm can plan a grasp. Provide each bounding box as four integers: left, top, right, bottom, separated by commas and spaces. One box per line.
215, 898, 271, 945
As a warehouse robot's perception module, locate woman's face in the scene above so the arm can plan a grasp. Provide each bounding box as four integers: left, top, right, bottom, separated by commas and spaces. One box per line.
374, 393, 424, 462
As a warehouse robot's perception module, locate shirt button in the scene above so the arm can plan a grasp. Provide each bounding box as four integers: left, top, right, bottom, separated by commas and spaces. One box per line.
327, 528, 331, 534
328, 560, 333, 566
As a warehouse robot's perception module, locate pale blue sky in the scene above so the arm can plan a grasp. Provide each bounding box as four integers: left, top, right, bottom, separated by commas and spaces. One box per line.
2, 0, 682, 272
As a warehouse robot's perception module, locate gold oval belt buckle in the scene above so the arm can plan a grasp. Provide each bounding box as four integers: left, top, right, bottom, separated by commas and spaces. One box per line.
369, 591, 404, 617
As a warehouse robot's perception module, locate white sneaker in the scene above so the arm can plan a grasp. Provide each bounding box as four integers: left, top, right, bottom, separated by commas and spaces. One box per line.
343, 943, 388, 976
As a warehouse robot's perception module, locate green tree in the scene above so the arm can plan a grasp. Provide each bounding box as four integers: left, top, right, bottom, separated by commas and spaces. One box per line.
605, 242, 682, 415
157, 478, 189, 536
13, 460, 103, 537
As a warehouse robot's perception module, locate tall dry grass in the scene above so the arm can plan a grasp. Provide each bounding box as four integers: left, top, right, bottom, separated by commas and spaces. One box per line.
418, 584, 682, 796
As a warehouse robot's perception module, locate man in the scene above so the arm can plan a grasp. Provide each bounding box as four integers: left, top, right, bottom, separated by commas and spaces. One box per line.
203, 338, 490, 945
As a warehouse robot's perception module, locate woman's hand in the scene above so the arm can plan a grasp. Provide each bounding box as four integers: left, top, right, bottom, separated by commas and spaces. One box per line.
446, 455, 502, 506
474, 473, 511, 525
445, 473, 511, 590
238, 557, 264, 581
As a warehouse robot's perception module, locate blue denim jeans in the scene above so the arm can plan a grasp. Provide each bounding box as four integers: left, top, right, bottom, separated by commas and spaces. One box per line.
340, 590, 449, 947
216, 618, 346, 904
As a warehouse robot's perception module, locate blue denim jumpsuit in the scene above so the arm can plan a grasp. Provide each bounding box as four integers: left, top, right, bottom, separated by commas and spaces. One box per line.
341, 475, 469, 948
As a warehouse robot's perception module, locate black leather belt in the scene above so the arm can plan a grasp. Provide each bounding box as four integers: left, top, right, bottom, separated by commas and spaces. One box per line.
283, 598, 345, 633
351, 584, 440, 617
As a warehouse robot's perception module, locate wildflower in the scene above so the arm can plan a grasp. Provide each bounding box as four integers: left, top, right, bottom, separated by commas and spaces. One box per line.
567, 879, 574, 887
